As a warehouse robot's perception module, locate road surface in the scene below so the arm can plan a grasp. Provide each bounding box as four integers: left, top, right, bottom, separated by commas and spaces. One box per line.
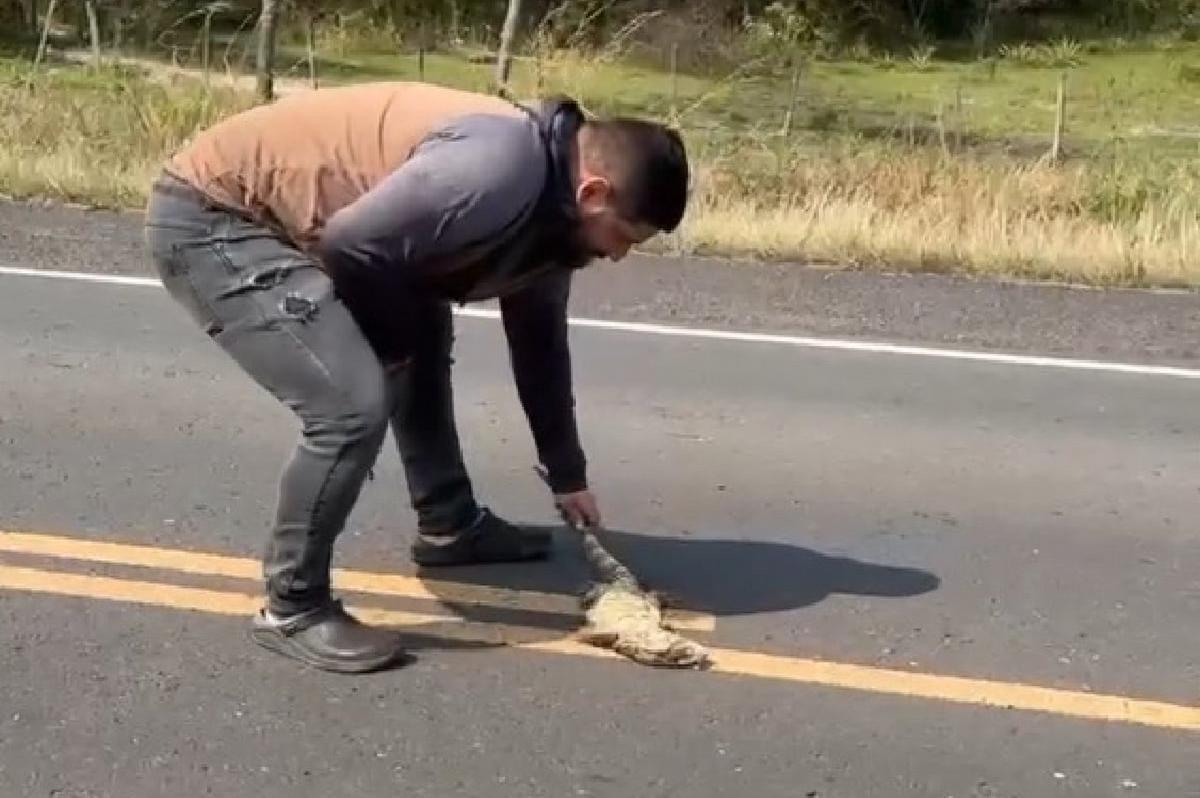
0, 203, 1198, 797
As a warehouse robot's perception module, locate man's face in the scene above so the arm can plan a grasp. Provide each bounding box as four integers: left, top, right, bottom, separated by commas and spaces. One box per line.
574, 176, 658, 262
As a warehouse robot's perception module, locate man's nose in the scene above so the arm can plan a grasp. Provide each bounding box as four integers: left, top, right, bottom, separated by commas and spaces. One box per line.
609, 242, 632, 261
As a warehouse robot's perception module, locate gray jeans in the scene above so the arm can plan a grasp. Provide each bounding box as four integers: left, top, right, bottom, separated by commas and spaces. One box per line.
144, 174, 478, 614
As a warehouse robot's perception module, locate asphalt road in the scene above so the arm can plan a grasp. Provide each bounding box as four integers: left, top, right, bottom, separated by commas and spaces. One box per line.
1, 204, 1199, 797
3, 198, 1200, 366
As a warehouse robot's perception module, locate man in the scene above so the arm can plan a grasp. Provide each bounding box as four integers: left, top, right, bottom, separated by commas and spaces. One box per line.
143, 81, 689, 674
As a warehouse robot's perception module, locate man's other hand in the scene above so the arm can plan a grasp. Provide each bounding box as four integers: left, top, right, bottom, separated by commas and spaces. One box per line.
555, 490, 602, 529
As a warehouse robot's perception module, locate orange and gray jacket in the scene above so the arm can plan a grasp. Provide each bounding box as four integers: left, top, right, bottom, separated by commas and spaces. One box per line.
165, 82, 592, 492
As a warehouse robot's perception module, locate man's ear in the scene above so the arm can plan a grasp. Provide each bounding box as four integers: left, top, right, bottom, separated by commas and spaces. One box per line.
575, 175, 612, 212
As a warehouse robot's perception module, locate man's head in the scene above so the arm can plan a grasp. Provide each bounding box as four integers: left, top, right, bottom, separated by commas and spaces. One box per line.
572, 118, 689, 262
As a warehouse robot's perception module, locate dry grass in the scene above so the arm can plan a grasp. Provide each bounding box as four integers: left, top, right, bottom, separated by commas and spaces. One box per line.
683, 191, 1197, 286
0, 62, 251, 207
672, 150, 1200, 286
1, 53, 1197, 288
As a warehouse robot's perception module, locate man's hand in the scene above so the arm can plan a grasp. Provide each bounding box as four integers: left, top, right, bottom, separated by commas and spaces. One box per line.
555, 490, 601, 530
534, 467, 601, 529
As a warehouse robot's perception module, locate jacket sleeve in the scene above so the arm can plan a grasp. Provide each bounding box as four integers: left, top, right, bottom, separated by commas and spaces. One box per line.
315, 114, 545, 361
499, 269, 587, 494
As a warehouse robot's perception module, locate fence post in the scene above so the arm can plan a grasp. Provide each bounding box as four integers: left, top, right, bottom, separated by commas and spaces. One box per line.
255, 0, 279, 102
937, 101, 950, 157
669, 42, 679, 122
781, 56, 802, 137
306, 13, 318, 89
1050, 72, 1067, 163
955, 85, 964, 150
202, 10, 212, 85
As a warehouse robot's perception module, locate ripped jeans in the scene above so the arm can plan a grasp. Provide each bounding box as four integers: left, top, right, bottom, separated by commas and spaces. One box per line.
144, 173, 479, 614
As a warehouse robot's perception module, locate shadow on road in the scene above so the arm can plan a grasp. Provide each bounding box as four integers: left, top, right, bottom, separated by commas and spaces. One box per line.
414, 526, 939, 631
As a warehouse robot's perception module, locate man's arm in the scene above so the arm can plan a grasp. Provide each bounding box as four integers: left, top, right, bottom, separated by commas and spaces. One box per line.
500, 270, 588, 495
315, 114, 545, 361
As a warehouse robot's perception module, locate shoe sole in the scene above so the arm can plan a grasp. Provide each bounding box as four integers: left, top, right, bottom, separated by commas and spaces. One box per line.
250, 626, 411, 674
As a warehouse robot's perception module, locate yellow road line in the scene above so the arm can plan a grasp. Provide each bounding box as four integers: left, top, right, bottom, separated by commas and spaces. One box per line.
0, 564, 447, 627
2, 562, 1198, 733
0, 530, 713, 632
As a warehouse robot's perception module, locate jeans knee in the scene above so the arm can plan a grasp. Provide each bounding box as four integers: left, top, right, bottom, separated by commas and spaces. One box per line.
307, 384, 390, 448
343, 388, 391, 439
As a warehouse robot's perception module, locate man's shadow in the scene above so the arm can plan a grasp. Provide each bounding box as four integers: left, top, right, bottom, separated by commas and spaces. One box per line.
412, 526, 939, 640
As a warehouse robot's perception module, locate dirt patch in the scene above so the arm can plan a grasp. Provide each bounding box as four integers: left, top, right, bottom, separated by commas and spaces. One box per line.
59, 49, 314, 97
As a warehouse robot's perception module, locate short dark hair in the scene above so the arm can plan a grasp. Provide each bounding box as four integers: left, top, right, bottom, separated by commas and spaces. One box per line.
580, 119, 690, 232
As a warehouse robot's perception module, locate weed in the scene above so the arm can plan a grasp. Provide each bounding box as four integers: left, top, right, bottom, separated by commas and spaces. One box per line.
908, 44, 936, 72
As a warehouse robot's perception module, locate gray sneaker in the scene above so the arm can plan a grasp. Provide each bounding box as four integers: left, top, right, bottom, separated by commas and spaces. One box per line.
250, 599, 411, 674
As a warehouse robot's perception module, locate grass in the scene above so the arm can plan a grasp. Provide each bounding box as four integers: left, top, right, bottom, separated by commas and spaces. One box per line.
0, 58, 251, 207
1, 33, 1199, 288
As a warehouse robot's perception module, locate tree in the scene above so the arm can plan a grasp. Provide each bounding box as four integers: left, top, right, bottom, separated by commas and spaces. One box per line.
110, 0, 134, 52
84, 0, 102, 68
255, 0, 279, 101
495, 0, 522, 94
33, 0, 60, 70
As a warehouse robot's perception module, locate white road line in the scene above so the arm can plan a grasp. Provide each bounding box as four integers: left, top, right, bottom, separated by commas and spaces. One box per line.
3, 264, 1198, 381
0, 265, 163, 288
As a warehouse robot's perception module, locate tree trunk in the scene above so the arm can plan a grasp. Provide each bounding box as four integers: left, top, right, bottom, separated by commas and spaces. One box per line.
84, 0, 101, 69
20, 0, 35, 34
33, 0, 58, 71
255, 0, 279, 102
495, 0, 522, 92
111, 4, 124, 53
142, 0, 163, 52
449, 0, 459, 43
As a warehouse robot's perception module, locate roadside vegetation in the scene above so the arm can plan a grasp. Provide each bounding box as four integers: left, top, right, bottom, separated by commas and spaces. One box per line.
1, 1, 1198, 286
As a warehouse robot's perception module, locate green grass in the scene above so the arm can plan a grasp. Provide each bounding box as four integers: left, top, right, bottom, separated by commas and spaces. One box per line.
275, 37, 1200, 151
801, 47, 1200, 155
273, 44, 719, 118
0, 57, 251, 207
2, 34, 1199, 287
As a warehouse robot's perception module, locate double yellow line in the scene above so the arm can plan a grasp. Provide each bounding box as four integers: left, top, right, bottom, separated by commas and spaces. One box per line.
2, 529, 1198, 733
0, 529, 712, 630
